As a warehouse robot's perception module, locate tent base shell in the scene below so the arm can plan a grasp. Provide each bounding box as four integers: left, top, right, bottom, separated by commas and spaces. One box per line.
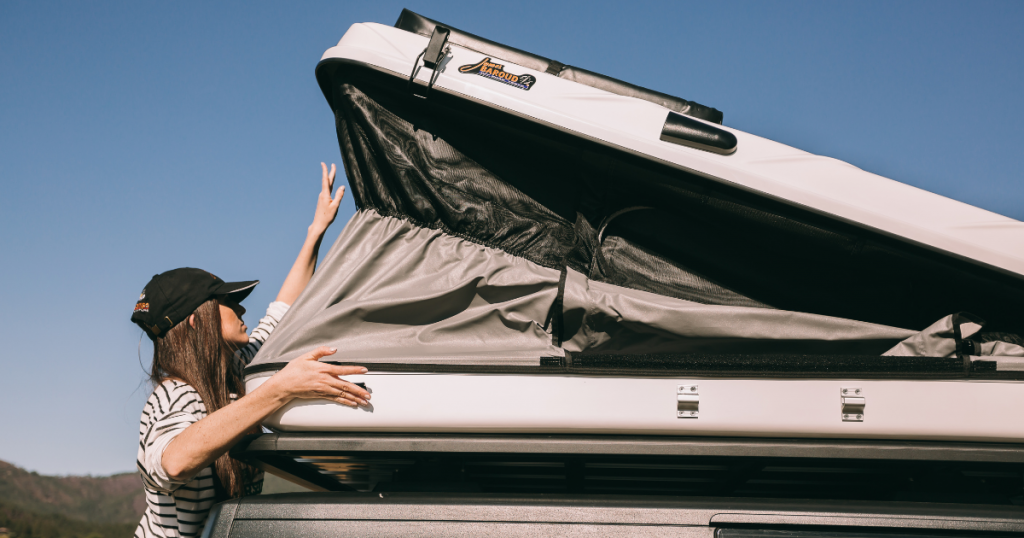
249, 373, 1024, 443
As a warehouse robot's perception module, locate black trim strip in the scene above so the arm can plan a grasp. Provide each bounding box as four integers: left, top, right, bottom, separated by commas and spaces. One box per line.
239, 432, 1024, 462
245, 353, 1018, 380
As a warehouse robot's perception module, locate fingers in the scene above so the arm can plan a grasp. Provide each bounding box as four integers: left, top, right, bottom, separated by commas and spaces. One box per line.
340, 391, 369, 407
335, 397, 357, 408
323, 376, 371, 401
321, 376, 370, 406
329, 163, 336, 189
334, 395, 361, 408
300, 346, 338, 361
325, 363, 367, 377
292, 346, 372, 407
321, 162, 330, 194
325, 385, 370, 408
332, 185, 345, 207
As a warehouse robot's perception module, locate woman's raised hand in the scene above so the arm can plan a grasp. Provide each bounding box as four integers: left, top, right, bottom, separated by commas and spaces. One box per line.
275, 162, 344, 305
310, 162, 344, 237
267, 346, 371, 408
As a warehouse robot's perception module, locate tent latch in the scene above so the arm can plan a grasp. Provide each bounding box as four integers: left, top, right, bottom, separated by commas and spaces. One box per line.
677, 385, 699, 418
407, 26, 451, 96
841, 387, 865, 422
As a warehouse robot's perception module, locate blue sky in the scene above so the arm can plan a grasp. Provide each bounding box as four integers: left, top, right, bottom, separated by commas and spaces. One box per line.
1, 1, 1022, 475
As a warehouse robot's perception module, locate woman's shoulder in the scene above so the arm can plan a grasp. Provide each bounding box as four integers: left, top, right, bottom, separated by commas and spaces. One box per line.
144, 379, 205, 416
155, 378, 196, 393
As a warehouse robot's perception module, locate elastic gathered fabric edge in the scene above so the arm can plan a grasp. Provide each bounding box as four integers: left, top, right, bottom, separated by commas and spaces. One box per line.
356, 204, 570, 271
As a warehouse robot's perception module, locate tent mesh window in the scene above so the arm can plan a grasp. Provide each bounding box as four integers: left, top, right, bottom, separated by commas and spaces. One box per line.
327, 72, 1024, 335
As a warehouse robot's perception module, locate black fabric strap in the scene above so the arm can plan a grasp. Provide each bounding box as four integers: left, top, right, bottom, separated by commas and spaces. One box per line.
546, 264, 568, 347
149, 315, 175, 337
952, 312, 977, 378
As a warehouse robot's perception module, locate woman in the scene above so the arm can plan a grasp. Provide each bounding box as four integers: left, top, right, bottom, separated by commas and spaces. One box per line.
131, 163, 370, 538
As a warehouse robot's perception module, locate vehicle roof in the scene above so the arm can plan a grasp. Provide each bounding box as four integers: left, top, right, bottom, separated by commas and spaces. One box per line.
214, 492, 1024, 533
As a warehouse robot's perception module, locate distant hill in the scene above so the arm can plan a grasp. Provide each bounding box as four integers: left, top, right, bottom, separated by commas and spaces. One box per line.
0, 460, 143, 538
0, 459, 309, 537
0, 502, 136, 538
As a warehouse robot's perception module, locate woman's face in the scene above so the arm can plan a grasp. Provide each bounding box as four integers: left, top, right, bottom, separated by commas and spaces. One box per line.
218, 298, 249, 347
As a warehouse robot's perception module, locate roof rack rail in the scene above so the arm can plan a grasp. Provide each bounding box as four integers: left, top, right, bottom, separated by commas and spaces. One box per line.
234, 432, 1024, 501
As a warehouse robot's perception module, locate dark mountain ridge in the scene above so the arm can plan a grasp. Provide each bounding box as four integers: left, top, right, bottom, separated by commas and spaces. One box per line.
0, 459, 144, 528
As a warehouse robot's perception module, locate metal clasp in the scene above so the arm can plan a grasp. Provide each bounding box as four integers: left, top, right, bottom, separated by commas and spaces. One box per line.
677, 384, 699, 418
841, 387, 865, 422
407, 26, 451, 96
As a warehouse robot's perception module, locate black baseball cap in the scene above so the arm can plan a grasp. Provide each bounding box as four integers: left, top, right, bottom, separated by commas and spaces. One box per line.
131, 267, 258, 337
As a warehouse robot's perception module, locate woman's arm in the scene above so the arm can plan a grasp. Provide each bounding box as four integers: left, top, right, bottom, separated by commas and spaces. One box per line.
276, 163, 344, 305
161, 346, 368, 482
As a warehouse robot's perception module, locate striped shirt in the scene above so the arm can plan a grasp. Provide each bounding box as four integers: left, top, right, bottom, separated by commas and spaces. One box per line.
135, 301, 289, 538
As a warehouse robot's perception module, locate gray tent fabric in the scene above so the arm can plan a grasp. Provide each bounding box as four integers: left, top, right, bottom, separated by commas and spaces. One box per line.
561, 272, 915, 355
885, 314, 1024, 358
249, 209, 562, 370
246, 209, 922, 377
979, 341, 1024, 357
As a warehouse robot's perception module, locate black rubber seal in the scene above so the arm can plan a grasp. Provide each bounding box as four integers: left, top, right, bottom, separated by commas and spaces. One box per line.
244, 352, 1016, 380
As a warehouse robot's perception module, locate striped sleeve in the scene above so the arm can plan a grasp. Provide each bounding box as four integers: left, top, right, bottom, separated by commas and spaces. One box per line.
234, 301, 290, 366
138, 381, 204, 493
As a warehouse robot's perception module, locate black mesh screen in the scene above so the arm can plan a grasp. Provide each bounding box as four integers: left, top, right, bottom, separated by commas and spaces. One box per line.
323, 62, 1024, 332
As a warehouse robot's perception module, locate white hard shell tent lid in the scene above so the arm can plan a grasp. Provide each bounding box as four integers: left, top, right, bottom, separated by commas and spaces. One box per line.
324, 18, 1024, 278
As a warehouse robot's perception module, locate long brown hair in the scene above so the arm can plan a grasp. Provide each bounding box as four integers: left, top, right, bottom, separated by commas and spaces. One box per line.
149, 298, 256, 499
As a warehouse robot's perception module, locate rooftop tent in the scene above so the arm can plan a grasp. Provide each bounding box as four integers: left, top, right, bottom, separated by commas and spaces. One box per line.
246, 10, 1024, 374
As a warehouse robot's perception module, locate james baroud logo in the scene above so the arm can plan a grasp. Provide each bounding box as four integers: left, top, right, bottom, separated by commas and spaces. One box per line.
458, 58, 536, 91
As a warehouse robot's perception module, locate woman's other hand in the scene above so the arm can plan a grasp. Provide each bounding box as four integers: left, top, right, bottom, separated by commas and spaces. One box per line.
159, 346, 369, 482
309, 162, 344, 237
266, 346, 371, 407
